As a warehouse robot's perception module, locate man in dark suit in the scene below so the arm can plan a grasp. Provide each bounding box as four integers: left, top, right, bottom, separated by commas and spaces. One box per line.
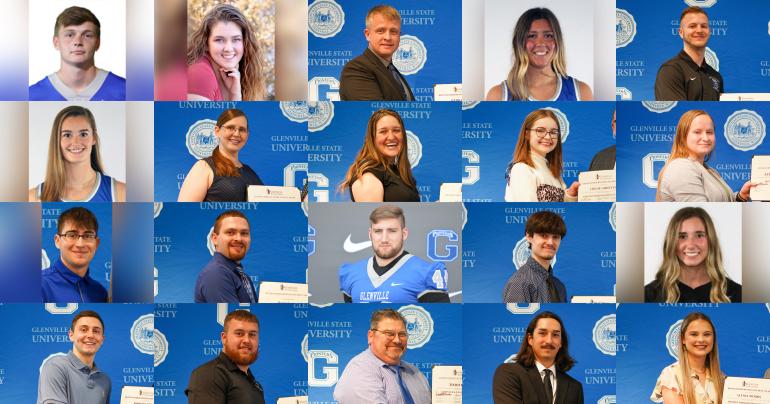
492, 311, 584, 404
339, 5, 414, 101
588, 109, 616, 171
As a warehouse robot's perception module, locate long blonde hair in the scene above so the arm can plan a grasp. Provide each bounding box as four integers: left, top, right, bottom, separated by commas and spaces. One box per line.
654, 207, 731, 303
505, 108, 563, 182
187, 3, 265, 100
42, 106, 104, 202
656, 110, 713, 201
677, 312, 723, 404
338, 109, 416, 194
506, 8, 568, 100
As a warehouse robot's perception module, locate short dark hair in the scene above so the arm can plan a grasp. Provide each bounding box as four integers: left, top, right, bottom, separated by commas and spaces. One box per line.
213, 210, 250, 234
369, 308, 406, 330
369, 205, 406, 228
680, 6, 708, 23
223, 310, 259, 331
58, 207, 99, 235
515, 311, 575, 372
54, 6, 101, 38
71, 310, 105, 332
524, 211, 566, 238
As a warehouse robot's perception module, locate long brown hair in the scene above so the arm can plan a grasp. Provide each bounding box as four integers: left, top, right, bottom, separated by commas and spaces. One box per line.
656, 110, 713, 200
506, 8, 568, 100
187, 3, 265, 100
677, 312, 723, 404
210, 109, 248, 177
506, 108, 563, 182
42, 106, 104, 201
515, 311, 575, 372
338, 109, 416, 194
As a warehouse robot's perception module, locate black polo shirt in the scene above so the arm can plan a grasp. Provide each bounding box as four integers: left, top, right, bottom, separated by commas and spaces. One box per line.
654, 50, 723, 101
185, 352, 266, 404
644, 278, 742, 303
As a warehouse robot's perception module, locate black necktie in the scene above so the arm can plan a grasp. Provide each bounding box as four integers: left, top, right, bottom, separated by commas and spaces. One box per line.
387, 63, 409, 100
543, 368, 554, 404
546, 272, 561, 302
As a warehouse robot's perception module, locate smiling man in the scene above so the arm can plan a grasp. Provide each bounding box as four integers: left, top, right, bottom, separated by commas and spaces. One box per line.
503, 211, 568, 303
42, 207, 108, 303
339, 205, 449, 303
186, 310, 265, 404
339, 5, 414, 101
493, 311, 583, 404
334, 309, 431, 404
195, 210, 257, 303
30, 6, 126, 101
654, 6, 723, 101
37, 310, 111, 404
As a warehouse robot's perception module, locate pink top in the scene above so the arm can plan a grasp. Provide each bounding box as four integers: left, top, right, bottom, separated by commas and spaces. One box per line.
187, 56, 222, 101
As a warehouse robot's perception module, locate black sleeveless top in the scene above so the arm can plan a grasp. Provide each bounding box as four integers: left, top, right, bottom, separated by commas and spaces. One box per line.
349, 164, 419, 202
203, 157, 263, 202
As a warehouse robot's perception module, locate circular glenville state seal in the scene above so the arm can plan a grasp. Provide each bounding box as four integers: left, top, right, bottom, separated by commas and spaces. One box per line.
186, 119, 218, 159
280, 101, 309, 123
543, 107, 569, 142
462, 101, 480, 110
592, 314, 616, 356
154, 329, 169, 367
398, 304, 434, 349
308, 0, 345, 39
308, 101, 334, 132
642, 101, 678, 114
616, 9, 637, 48
704, 47, 720, 71
153, 202, 163, 219
302, 334, 309, 362
393, 35, 427, 76
609, 203, 617, 232
405, 130, 423, 169
666, 319, 683, 360
685, 0, 717, 8
723, 109, 766, 151
131, 314, 155, 355
207, 226, 216, 255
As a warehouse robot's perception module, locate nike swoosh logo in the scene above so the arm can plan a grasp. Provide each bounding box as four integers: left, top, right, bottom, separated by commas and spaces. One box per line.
391, 283, 403, 286
343, 235, 371, 253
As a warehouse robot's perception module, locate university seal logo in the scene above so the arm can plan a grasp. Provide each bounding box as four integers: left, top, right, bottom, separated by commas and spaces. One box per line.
393, 35, 427, 75
642, 101, 678, 113
131, 314, 155, 355
705, 47, 719, 71
280, 101, 308, 123
609, 203, 617, 232
724, 109, 766, 151
153, 202, 163, 219
207, 226, 216, 256
398, 305, 434, 349
154, 329, 169, 366
666, 320, 683, 359
406, 130, 423, 169
186, 119, 218, 159
592, 314, 616, 356
685, 0, 717, 8
543, 107, 569, 142
308, 0, 345, 39
308, 101, 334, 132
462, 101, 480, 110
616, 9, 637, 48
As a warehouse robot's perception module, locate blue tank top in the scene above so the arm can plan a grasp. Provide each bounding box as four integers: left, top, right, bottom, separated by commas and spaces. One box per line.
38, 172, 116, 202
500, 75, 579, 101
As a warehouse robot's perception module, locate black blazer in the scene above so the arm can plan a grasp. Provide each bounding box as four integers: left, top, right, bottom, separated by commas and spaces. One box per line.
339, 48, 415, 101
492, 362, 584, 404
588, 145, 616, 171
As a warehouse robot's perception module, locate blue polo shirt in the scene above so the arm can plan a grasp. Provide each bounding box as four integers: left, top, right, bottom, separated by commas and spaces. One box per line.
42, 259, 109, 303
195, 252, 257, 303
37, 350, 111, 404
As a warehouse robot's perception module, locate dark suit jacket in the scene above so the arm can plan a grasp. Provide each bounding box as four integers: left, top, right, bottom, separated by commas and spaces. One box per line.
493, 362, 584, 404
588, 146, 615, 171
339, 48, 414, 101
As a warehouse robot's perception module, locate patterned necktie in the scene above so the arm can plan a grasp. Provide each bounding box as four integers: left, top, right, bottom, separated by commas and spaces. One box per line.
236, 266, 256, 303
390, 365, 415, 404
387, 63, 409, 100
543, 368, 554, 404
547, 272, 561, 303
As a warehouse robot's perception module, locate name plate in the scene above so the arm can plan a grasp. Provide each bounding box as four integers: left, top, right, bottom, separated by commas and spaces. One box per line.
247, 185, 301, 202
578, 170, 616, 202
439, 183, 463, 202
432, 365, 462, 403
277, 396, 308, 404
750, 155, 770, 201
723, 377, 770, 403
258, 281, 308, 303
434, 84, 463, 101
120, 386, 154, 404
571, 296, 616, 303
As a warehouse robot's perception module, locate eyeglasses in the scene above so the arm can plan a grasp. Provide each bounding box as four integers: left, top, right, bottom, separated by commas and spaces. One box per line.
527, 127, 561, 139
58, 231, 97, 243
372, 329, 408, 340
221, 125, 249, 135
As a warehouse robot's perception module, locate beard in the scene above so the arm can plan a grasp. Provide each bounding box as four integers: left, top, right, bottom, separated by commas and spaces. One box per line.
224, 345, 258, 366
373, 243, 402, 260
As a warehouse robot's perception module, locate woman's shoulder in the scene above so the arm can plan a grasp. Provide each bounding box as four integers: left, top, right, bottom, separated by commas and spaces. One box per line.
644, 279, 664, 302
188, 58, 219, 99
485, 83, 504, 101
509, 161, 535, 174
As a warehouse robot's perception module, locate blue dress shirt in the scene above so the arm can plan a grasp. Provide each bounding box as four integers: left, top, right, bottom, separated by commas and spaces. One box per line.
194, 252, 257, 303
41, 259, 108, 303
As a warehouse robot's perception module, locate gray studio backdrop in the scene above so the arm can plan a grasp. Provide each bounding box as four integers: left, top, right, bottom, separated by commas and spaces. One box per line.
309, 202, 463, 303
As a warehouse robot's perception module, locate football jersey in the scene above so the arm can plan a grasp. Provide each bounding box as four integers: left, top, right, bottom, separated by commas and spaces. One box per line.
339, 254, 448, 303
29, 69, 126, 101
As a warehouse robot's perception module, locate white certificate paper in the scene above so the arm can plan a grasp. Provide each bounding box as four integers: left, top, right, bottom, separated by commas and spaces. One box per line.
439, 183, 463, 202
578, 170, 616, 202
120, 386, 154, 404
247, 185, 301, 202
258, 282, 308, 303
432, 365, 462, 403
750, 155, 770, 201
277, 396, 308, 404
723, 377, 770, 404
433, 84, 463, 101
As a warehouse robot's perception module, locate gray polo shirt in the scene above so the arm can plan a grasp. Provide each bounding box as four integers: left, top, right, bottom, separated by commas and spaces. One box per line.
37, 350, 111, 404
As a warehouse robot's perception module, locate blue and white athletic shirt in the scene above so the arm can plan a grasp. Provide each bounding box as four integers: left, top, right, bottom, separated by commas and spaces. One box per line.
339, 254, 449, 303
29, 69, 126, 101
37, 172, 117, 202
500, 74, 580, 101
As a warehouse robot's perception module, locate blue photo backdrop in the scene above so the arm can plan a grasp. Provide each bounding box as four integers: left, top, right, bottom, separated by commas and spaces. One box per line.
462, 202, 617, 303
0, 203, 42, 302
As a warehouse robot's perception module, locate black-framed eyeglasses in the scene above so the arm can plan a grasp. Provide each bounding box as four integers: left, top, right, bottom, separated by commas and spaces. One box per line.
371, 329, 408, 340
58, 231, 97, 242
527, 127, 560, 139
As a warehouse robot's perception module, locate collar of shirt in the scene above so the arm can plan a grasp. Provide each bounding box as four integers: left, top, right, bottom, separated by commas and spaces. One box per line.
688, 368, 713, 382
366, 347, 409, 373
534, 360, 557, 377
66, 350, 100, 374
53, 258, 95, 286
368, 46, 393, 67
678, 49, 708, 71
212, 252, 244, 273
372, 250, 409, 273
523, 256, 552, 281
217, 352, 263, 392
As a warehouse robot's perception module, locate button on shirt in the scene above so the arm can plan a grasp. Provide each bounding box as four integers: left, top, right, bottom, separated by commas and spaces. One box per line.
502, 256, 567, 303
42, 259, 109, 303
186, 352, 265, 404
37, 350, 111, 404
535, 361, 558, 404
195, 252, 257, 303
334, 348, 431, 404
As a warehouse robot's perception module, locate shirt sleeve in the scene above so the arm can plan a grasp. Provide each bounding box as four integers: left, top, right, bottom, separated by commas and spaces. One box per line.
651, 365, 682, 403
659, 159, 709, 202
333, 359, 389, 404
505, 163, 539, 202
339, 263, 353, 301
654, 64, 687, 101
339, 59, 386, 101
198, 268, 240, 303
186, 366, 230, 404
187, 61, 218, 100
37, 359, 69, 404
503, 278, 535, 303
418, 262, 450, 302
